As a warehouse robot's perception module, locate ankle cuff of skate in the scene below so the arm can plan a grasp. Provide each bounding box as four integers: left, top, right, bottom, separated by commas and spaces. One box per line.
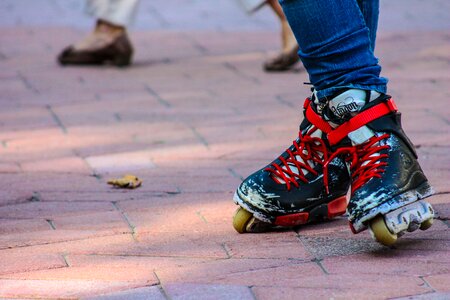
326, 98, 398, 145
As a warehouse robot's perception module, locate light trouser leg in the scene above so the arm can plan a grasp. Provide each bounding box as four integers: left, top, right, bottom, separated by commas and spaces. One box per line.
279, 0, 387, 98
85, 0, 140, 27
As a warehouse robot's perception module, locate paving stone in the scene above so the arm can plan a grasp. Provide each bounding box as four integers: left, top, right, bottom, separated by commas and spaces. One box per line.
164, 283, 254, 300
0, 279, 143, 299
217, 273, 429, 297
253, 286, 431, 300
21, 156, 91, 174
85, 151, 156, 174
155, 259, 310, 286
0, 252, 66, 276
84, 286, 165, 300
322, 250, 450, 276
3, 265, 158, 285
0, 201, 114, 220
0, 234, 137, 271
225, 231, 312, 260
394, 292, 450, 300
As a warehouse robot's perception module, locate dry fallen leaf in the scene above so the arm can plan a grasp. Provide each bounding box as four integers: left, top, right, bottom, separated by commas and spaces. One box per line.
107, 174, 142, 189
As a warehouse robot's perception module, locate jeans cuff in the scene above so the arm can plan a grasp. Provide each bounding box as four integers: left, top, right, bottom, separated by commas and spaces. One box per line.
315, 84, 387, 99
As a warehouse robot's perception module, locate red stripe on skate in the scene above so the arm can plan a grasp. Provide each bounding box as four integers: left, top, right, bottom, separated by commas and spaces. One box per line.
275, 212, 309, 227
327, 196, 348, 219
304, 100, 333, 134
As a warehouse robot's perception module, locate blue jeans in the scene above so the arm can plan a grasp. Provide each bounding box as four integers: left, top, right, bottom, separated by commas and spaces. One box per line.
279, 0, 388, 99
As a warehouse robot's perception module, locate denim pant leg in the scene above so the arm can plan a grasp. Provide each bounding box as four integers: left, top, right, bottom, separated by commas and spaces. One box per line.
357, 0, 379, 51
279, 0, 387, 99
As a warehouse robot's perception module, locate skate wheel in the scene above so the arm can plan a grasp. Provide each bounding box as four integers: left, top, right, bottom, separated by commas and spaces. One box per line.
233, 207, 253, 234
420, 218, 433, 231
369, 215, 397, 246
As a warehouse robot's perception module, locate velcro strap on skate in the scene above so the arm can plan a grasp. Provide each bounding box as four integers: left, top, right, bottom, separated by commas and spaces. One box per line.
304, 98, 333, 133
327, 98, 398, 145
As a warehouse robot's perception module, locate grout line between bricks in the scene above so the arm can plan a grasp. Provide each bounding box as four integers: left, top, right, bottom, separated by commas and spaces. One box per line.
276, 95, 295, 108
46, 105, 67, 134
434, 191, 450, 196
223, 61, 260, 84
227, 167, 244, 181
257, 127, 267, 138
114, 112, 122, 122
419, 276, 436, 293
17, 71, 39, 94
16, 161, 24, 173
147, 5, 170, 28
208, 260, 314, 279
72, 149, 96, 176
248, 286, 258, 300
189, 126, 209, 149
28, 192, 41, 202
182, 32, 208, 55
145, 84, 171, 108
389, 291, 438, 300
46, 219, 56, 230
90, 172, 103, 182
195, 211, 208, 224
0, 232, 132, 251
153, 271, 171, 300
83, 253, 311, 262
425, 108, 450, 125
112, 201, 138, 241
312, 257, 329, 275
61, 253, 71, 267
230, 106, 243, 116
439, 219, 450, 228
296, 233, 329, 262
221, 243, 232, 259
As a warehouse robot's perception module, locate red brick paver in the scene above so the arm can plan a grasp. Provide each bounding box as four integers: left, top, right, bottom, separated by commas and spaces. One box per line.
0, 1, 449, 299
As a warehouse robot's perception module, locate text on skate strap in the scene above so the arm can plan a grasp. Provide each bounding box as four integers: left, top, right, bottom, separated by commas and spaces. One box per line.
327, 98, 398, 146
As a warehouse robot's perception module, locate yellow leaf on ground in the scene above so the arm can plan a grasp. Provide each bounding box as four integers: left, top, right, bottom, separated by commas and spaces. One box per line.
107, 174, 142, 189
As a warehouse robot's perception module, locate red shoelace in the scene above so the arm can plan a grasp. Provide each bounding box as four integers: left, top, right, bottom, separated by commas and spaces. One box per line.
265, 127, 329, 191
323, 133, 390, 194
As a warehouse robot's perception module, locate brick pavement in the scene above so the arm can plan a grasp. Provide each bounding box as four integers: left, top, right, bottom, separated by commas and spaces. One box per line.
0, 1, 449, 299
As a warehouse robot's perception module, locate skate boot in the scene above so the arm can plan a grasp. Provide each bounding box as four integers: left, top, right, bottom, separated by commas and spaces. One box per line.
314, 89, 435, 246
233, 97, 351, 233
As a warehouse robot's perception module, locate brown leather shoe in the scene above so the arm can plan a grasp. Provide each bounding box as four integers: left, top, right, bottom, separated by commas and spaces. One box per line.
58, 33, 133, 67
263, 45, 299, 72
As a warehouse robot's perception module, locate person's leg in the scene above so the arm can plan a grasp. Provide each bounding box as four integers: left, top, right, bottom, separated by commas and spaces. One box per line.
279, 0, 434, 244
85, 0, 139, 28
58, 0, 139, 66
267, 0, 297, 53
233, 0, 434, 244
280, 0, 386, 99
263, 0, 300, 71
356, 0, 379, 51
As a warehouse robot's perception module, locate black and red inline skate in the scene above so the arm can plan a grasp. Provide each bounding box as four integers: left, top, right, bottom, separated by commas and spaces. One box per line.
233, 88, 435, 246
232, 97, 350, 233
307, 89, 435, 245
